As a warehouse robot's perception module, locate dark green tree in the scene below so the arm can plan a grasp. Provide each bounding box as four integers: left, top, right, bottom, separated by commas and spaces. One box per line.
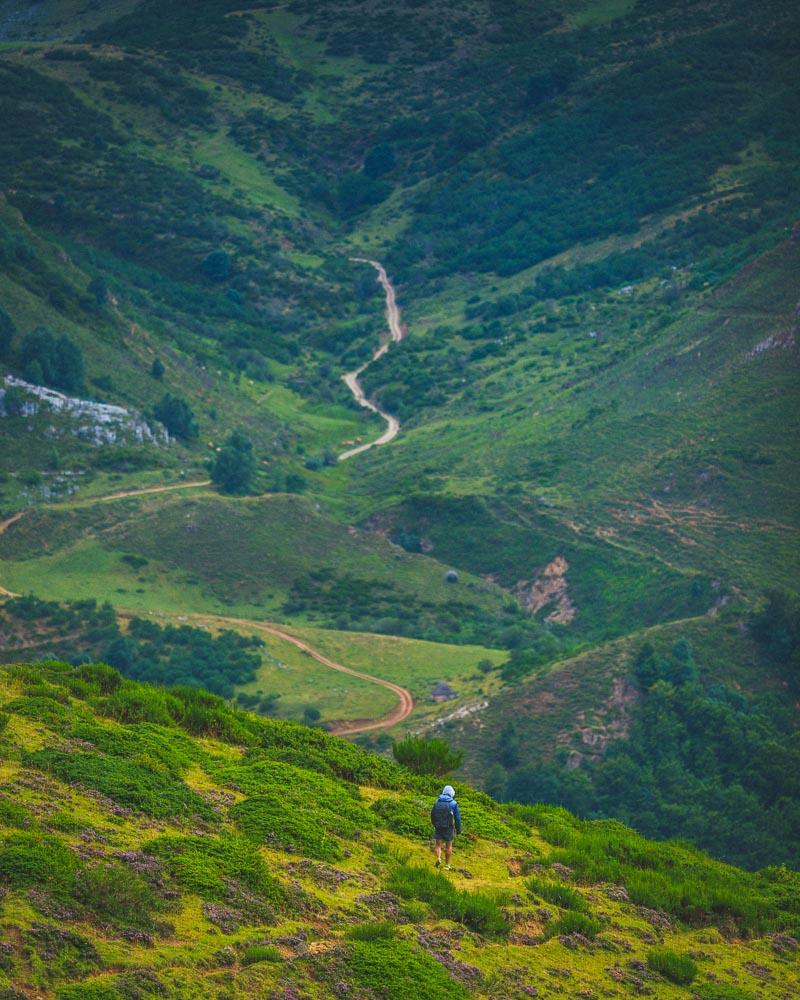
363, 142, 396, 179
211, 429, 256, 495
88, 276, 108, 305
154, 394, 198, 440
201, 249, 231, 282
150, 357, 165, 380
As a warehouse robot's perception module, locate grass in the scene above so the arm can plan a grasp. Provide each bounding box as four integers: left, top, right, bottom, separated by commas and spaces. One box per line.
647, 948, 698, 985
241, 944, 282, 965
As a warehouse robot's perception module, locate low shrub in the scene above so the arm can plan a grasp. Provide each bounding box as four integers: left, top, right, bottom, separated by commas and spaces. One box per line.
371, 797, 431, 839
0, 797, 29, 829
346, 921, 397, 941
647, 948, 698, 985
146, 835, 283, 910
346, 938, 470, 1000
388, 863, 510, 937
0, 833, 78, 895
75, 662, 123, 694
75, 861, 165, 928
257, 718, 409, 788
241, 944, 282, 965
24, 749, 214, 821
392, 736, 463, 776
526, 876, 587, 911
536, 811, 800, 933
543, 911, 602, 939
4, 695, 71, 728
231, 796, 349, 861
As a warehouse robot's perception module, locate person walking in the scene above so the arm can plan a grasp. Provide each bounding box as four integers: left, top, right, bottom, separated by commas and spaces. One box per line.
430, 784, 461, 869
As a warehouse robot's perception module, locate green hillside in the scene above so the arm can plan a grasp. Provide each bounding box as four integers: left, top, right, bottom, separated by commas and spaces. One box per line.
0, 660, 799, 1000
0, 0, 798, 895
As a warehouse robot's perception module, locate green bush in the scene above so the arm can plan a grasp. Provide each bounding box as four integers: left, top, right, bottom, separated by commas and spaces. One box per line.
24, 749, 214, 821
221, 757, 374, 862
242, 944, 282, 965
76, 662, 123, 694
647, 948, 698, 985
4, 695, 71, 728
392, 736, 463, 776
75, 861, 165, 928
346, 921, 397, 941
535, 811, 800, 933
388, 863, 510, 937
231, 795, 349, 861
0, 833, 78, 895
99, 685, 180, 726
371, 797, 431, 839
0, 797, 29, 829
543, 911, 602, 939
526, 876, 587, 911
346, 938, 470, 1000
146, 835, 282, 909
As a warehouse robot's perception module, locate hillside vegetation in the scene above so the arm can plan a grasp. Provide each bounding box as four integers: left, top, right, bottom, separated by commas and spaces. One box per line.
0, 661, 799, 999
0, 0, 798, 886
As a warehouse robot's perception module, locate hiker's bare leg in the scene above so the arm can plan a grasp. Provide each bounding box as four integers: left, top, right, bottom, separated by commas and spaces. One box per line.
445, 842, 453, 864
434, 839, 443, 862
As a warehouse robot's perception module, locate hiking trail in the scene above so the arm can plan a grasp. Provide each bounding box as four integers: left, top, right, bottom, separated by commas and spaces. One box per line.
339, 259, 404, 462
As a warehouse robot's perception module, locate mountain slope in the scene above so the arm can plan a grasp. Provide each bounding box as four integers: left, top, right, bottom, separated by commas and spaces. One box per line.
0, 660, 798, 999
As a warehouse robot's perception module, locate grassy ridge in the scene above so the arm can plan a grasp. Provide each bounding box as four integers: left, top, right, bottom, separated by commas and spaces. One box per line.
0, 660, 798, 998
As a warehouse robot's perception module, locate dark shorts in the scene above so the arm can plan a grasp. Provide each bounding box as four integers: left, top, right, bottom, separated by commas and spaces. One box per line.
434, 826, 455, 843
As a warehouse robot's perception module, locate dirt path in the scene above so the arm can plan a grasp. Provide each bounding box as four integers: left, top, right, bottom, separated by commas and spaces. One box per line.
97, 480, 210, 502
339, 259, 404, 462
0, 484, 414, 732
210, 615, 414, 734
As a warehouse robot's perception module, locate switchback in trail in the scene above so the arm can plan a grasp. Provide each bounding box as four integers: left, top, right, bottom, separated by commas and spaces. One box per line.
0, 485, 415, 733
339, 259, 404, 462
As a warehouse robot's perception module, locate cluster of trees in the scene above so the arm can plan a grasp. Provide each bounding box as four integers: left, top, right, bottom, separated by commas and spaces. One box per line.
492, 635, 800, 870
17, 327, 85, 393
0, 596, 264, 700
105, 617, 264, 699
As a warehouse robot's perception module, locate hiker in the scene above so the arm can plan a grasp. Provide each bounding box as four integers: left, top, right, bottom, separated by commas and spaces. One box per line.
431, 784, 461, 869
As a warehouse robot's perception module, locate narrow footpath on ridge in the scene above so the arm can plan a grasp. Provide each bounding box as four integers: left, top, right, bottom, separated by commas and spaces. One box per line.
0, 485, 415, 733
338, 259, 404, 462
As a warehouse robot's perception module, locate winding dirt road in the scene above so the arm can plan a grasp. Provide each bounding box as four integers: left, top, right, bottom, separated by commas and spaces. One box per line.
0, 484, 414, 733
338, 259, 404, 462
212, 616, 413, 734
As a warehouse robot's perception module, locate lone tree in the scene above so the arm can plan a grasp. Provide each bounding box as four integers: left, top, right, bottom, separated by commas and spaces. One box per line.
150, 357, 165, 380
211, 429, 256, 495
392, 736, 464, 777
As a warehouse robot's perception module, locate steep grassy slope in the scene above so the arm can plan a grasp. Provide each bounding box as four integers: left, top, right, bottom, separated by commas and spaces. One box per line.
0, 661, 798, 999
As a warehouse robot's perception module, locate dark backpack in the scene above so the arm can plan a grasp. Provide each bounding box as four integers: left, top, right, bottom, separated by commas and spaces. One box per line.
430, 799, 453, 830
